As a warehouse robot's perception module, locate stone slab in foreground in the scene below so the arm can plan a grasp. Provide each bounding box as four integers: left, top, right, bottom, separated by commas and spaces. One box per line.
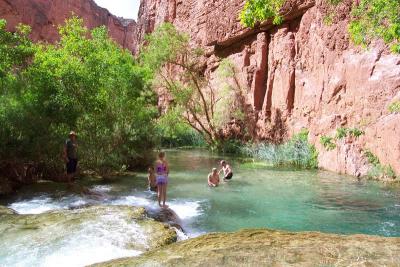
93, 229, 400, 267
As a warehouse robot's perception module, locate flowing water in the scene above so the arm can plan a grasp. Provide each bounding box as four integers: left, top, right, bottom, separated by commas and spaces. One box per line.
1, 149, 400, 266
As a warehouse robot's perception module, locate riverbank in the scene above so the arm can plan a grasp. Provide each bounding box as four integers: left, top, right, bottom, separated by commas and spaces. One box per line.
93, 228, 400, 266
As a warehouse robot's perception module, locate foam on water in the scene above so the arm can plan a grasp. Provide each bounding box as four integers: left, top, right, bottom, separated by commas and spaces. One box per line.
168, 200, 203, 220
8, 195, 89, 214
0, 210, 149, 267
9, 196, 64, 214
91, 185, 113, 193
111, 195, 152, 207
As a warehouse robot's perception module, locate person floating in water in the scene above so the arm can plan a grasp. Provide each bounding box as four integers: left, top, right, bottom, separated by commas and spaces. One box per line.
208, 168, 220, 187
147, 166, 157, 192
219, 160, 233, 181
155, 151, 169, 208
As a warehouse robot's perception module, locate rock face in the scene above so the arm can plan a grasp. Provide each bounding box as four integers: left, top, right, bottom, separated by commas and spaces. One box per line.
94, 229, 400, 266
136, 0, 400, 177
0, 0, 138, 53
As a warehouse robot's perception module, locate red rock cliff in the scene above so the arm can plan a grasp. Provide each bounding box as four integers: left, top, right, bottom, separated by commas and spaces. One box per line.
136, 0, 400, 177
0, 0, 138, 53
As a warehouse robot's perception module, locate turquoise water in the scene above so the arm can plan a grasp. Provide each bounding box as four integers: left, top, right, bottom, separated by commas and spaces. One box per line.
2, 149, 400, 266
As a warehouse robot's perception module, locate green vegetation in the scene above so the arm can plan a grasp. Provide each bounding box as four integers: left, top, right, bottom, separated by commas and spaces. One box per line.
336, 127, 364, 139
156, 108, 206, 148
0, 17, 157, 176
141, 23, 252, 150
243, 129, 318, 169
388, 100, 400, 113
349, 0, 400, 53
319, 126, 364, 151
364, 149, 397, 179
240, 0, 285, 27
320, 136, 336, 151
241, 0, 400, 54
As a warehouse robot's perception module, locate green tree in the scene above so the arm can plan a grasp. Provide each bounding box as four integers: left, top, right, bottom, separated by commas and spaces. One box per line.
141, 23, 251, 149
0, 17, 157, 176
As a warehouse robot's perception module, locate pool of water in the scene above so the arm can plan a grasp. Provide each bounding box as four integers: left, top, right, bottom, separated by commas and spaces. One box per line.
1, 149, 400, 266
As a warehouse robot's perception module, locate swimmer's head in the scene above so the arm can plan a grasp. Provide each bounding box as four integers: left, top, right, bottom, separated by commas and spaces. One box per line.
212, 168, 217, 174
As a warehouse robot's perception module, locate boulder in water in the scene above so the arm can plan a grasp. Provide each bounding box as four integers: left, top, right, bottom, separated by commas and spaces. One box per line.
93, 229, 400, 266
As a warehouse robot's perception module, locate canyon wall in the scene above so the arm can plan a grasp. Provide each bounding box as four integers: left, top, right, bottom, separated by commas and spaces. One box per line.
137, 0, 400, 177
0, 0, 138, 53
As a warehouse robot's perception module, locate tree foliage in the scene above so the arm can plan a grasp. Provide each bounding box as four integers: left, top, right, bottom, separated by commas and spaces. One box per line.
349, 0, 400, 53
0, 17, 157, 176
141, 23, 250, 149
240, 0, 285, 27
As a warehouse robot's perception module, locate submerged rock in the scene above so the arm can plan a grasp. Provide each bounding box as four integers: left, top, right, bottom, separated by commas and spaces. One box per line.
94, 229, 400, 266
0, 205, 177, 266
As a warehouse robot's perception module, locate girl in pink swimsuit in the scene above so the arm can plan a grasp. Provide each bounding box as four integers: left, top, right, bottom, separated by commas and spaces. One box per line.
155, 151, 169, 208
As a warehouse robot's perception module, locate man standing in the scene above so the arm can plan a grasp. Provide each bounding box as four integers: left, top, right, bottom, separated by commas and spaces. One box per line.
63, 131, 78, 183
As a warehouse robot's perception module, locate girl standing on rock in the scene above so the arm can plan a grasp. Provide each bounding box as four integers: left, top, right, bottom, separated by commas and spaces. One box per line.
155, 151, 169, 208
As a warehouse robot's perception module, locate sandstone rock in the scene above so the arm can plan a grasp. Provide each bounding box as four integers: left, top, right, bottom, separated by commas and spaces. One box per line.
136, 0, 400, 177
93, 228, 400, 266
0, 0, 138, 53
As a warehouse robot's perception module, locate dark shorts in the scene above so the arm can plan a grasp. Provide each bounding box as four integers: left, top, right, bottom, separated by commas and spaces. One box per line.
66, 158, 78, 174
224, 172, 233, 180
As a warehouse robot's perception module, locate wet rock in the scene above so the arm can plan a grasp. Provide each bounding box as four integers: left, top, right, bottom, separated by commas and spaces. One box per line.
0, 205, 16, 215
0, 205, 177, 266
93, 229, 400, 266
148, 207, 184, 232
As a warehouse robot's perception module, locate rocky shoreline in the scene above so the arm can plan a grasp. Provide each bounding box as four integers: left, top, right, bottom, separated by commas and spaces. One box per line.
93, 228, 400, 267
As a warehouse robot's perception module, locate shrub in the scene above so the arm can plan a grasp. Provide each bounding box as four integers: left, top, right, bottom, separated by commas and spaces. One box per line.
335, 128, 348, 139
364, 149, 397, 179
388, 101, 400, 113
336, 127, 364, 139
243, 129, 318, 169
320, 136, 336, 150
240, 0, 285, 27
349, 0, 400, 53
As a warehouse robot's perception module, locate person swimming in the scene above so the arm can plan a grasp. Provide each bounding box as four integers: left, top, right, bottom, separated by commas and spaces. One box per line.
219, 160, 233, 181
155, 151, 169, 208
147, 166, 157, 192
208, 168, 220, 187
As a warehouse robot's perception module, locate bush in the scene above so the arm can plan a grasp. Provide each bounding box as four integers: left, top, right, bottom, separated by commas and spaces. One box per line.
336, 127, 364, 139
364, 149, 397, 179
240, 0, 285, 27
349, 0, 400, 53
243, 129, 318, 169
320, 136, 336, 150
388, 101, 400, 113
0, 17, 158, 176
